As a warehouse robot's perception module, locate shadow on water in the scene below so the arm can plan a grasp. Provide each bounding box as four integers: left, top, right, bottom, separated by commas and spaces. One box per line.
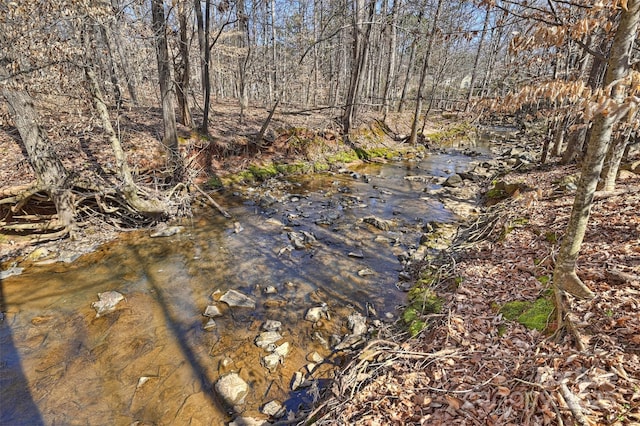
127, 247, 228, 419
0, 277, 44, 426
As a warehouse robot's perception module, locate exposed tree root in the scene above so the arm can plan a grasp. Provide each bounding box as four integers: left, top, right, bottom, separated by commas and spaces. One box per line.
1, 170, 233, 243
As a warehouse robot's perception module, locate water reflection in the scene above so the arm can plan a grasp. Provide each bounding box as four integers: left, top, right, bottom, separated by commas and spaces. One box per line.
0, 150, 485, 423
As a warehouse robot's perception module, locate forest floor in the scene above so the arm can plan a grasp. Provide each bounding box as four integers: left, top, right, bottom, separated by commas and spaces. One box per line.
1, 100, 640, 425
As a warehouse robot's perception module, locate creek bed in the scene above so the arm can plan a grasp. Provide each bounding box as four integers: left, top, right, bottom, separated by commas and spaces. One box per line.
0, 147, 491, 425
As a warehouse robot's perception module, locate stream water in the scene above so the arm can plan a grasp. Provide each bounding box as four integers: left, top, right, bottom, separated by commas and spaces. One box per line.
0, 145, 491, 425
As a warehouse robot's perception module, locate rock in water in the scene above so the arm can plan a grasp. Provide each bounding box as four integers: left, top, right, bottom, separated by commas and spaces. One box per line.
348, 312, 368, 335
215, 373, 249, 406
443, 174, 463, 187
219, 289, 256, 308
91, 291, 124, 317
255, 331, 283, 349
150, 225, 181, 238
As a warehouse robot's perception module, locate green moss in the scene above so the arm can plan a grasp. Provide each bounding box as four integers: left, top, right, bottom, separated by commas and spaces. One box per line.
486, 187, 507, 199
402, 308, 427, 337
327, 150, 360, 164
536, 275, 550, 285
545, 232, 558, 244
425, 122, 472, 145
313, 162, 330, 172
408, 320, 426, 337
408, 287, 443, 315
206, 176, 223, 189
500, 297, 554, 332
402, 307, 419, 323
248, 164, 279, 181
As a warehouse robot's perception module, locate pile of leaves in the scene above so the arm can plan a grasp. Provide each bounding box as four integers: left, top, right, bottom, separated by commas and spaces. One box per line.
311, 161, 640, 425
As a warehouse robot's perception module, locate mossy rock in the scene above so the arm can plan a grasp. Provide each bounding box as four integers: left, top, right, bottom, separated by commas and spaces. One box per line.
499, 297, 554, 332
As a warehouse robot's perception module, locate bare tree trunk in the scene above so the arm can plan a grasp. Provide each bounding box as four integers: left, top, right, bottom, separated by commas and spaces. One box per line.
194, 0, 209, 133
382, 0, 399, 118
99, 25, 124, 109
553, 0, 640, 299
465, 5, 490, 111
342, 0, 374, 136
151, 0, 182, 179
599, 125, 634, 191
409, 0, 443, 145
108, 11, 139, 105
0, 77, 75, 229
237, 0, 250, 122
201, 0, 212, 134
397, 36, 417, 113
176, 1, 193, 127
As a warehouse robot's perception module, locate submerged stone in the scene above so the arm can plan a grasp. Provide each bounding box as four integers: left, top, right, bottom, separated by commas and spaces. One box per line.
443, 174, 463, 187
261, 400, 284, 418
91, 291, 125, 317
150, 225, 181, 238
262, 353, 282, 373
203, 305, 222, 318
262, 320, 282, 331
215, 373, 249, 406
220, 289, 256, 308
305, 305, 328, 322
255, 331, 283, 349
347, 312, 367, 335
203, 318, 217, 330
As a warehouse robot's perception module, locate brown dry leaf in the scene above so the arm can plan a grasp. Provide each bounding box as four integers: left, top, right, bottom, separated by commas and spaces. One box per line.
496, 386, 511, 396
444, 395, 463, 410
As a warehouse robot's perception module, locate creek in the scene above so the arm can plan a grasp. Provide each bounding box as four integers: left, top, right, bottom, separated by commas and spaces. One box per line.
0, 142, 492, 425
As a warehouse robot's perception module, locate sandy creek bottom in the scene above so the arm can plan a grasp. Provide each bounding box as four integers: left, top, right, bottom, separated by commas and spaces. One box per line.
1, 148, 488, 425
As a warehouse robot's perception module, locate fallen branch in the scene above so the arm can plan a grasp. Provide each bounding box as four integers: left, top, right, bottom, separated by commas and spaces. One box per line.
192, 184, 231, 218
559, 381, 590, 426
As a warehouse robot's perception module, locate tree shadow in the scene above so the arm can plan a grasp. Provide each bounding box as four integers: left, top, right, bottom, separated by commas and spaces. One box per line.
127, 248, 228, 419
0, 278, 44, 426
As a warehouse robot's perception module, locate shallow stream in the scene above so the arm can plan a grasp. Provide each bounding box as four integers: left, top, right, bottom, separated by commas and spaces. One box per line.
1, 145, 490, 425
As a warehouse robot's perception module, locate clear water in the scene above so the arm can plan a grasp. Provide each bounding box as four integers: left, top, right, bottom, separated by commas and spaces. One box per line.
0, 149, 486, 424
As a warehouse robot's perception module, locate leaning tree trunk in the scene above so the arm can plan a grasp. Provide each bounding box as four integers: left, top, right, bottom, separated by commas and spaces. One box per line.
0, 79, 76, 231
151, 0, 182, 179
85, 66, 165, 215
553, 0, 640, 300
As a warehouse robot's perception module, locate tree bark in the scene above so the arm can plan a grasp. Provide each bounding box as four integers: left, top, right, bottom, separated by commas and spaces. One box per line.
465, 5, 490, 111
0, 74, 75, 230
151, 0, 182, 178
599, 125, 634, 191
409, 0, 443, 145
382, 0, 399, 118
237, 0, 250, 123
342, 0, 374, 136
553, 0, 640, 299
176, 0, 193, 127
